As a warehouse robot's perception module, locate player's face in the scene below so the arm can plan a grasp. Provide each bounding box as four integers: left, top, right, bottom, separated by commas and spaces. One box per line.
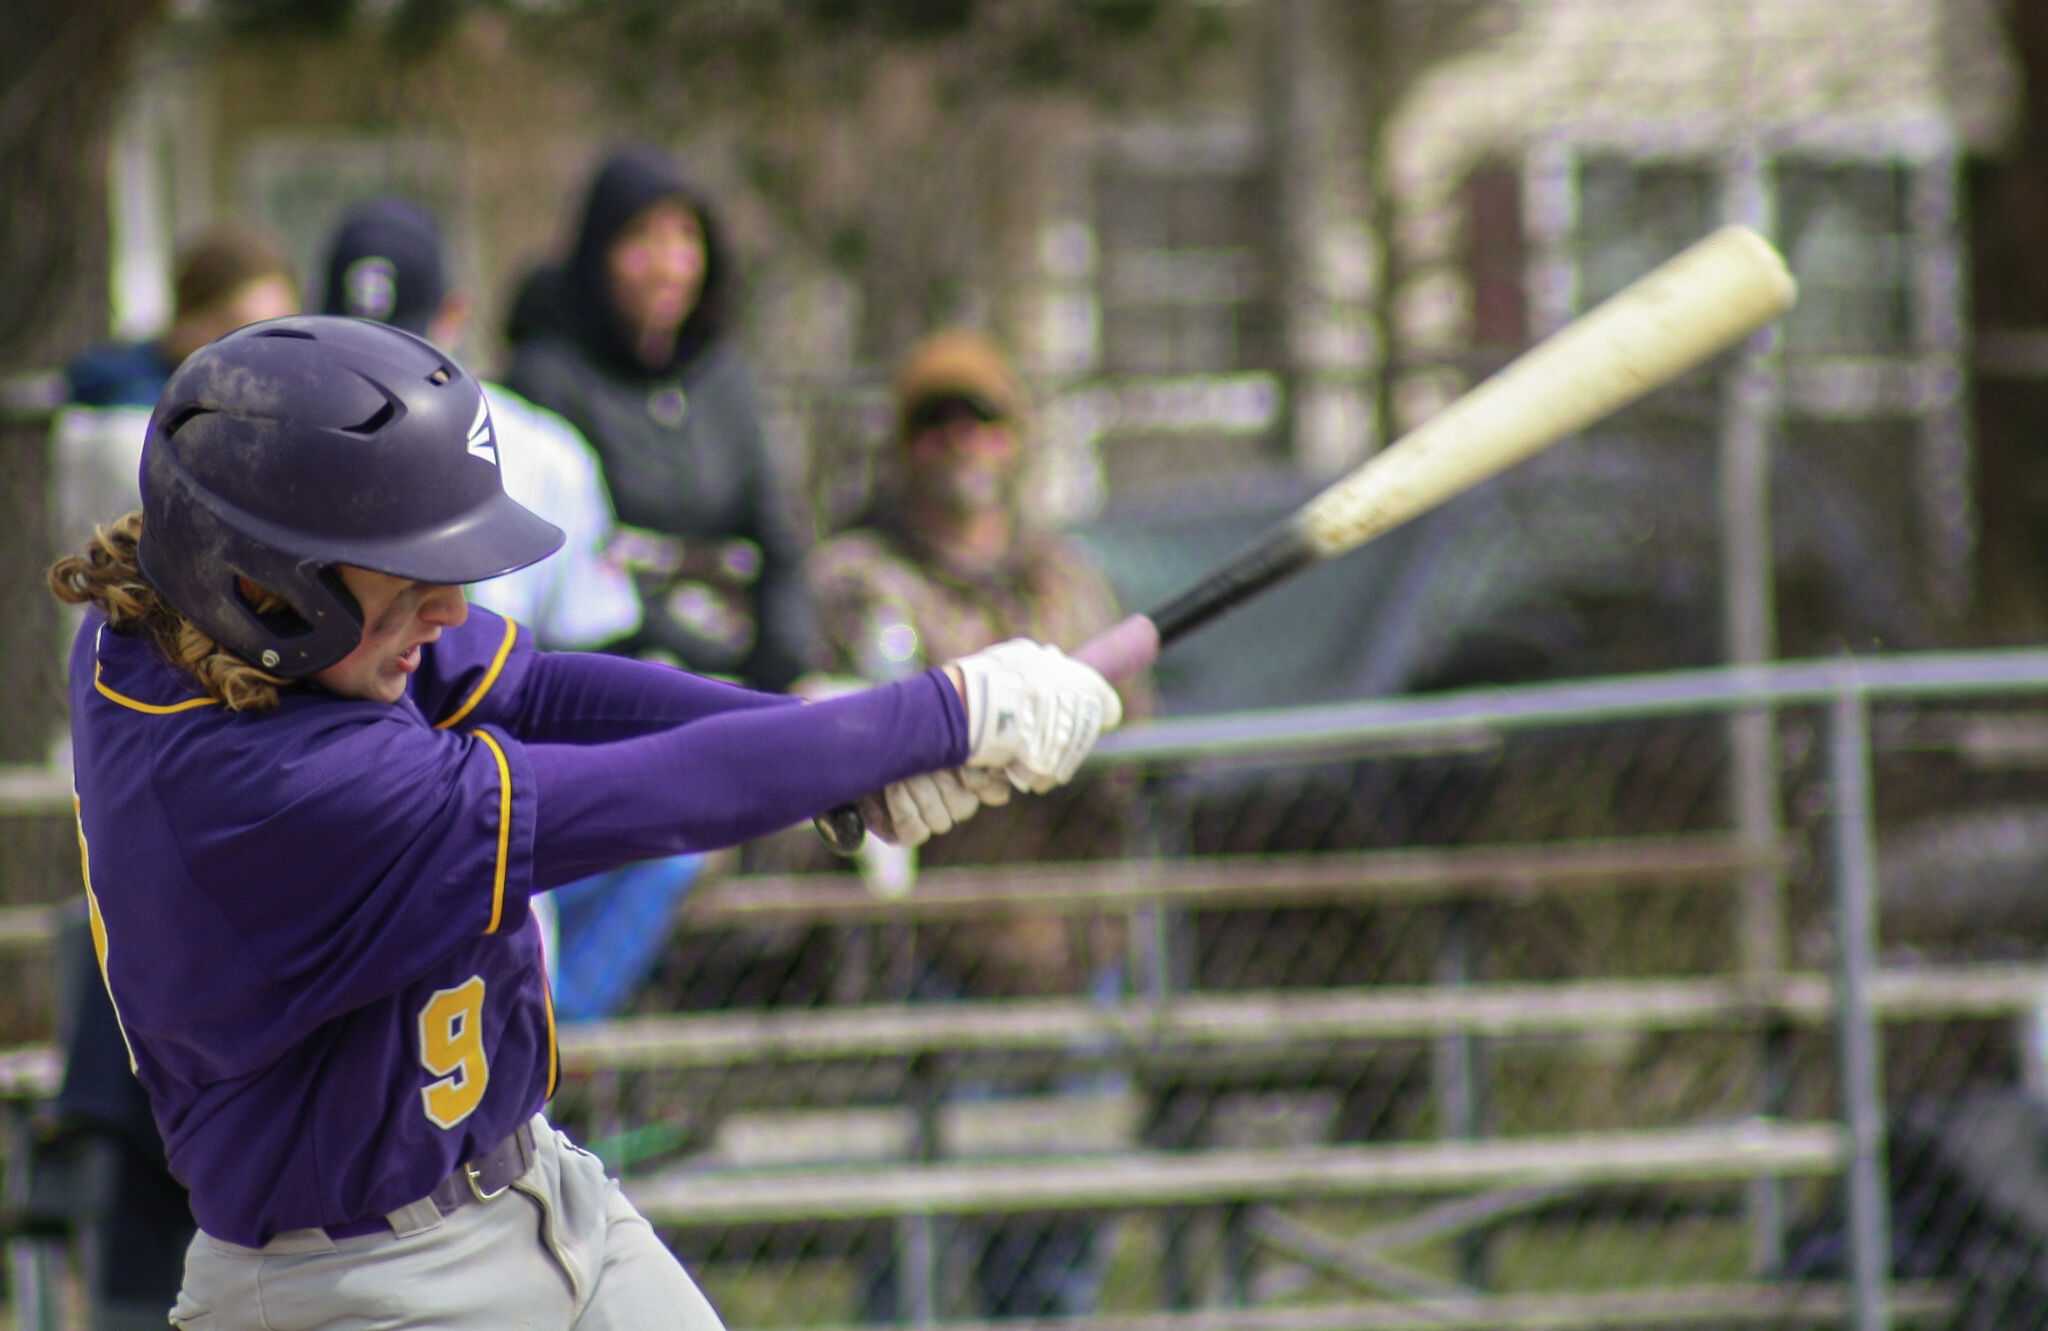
313, 567, 469, 703
607, 200, 706, 342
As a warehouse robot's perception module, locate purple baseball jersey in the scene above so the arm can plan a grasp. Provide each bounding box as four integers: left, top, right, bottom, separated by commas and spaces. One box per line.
69, 606, 965, 1245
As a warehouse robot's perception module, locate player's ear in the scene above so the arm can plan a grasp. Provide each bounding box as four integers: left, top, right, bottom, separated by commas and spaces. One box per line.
235, 575, 282, 614
234, 575, 320, 643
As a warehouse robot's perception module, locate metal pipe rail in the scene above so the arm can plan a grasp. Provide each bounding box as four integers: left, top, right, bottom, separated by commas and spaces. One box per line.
1093, 647, 2048, 764
16, 646, 2048, 1325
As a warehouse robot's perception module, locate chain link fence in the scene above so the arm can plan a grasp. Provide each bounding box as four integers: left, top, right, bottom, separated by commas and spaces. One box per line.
493, 653, 2048, 1328
0, 6, 2039, 1327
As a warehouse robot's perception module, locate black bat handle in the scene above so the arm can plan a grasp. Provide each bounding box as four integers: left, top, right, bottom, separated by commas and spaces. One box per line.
814, 804, 869, 856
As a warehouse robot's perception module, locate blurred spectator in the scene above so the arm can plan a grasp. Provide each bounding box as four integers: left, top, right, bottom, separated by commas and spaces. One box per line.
812, 326, 1153, 904
808, 328, 1151, 1319
51, 223, 297, 554
65, 222, 297, 408
319, 193, 694, 1026
505, 144, 821, 692
321, 195, 642, 656
39, 220, 295, 1331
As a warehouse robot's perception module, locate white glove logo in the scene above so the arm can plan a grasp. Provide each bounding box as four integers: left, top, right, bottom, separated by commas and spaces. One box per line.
857, 638, 1122, 851
956, 638, 1123, 794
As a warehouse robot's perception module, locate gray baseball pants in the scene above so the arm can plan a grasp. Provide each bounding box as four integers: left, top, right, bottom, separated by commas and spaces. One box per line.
167, 1116, 724, 1330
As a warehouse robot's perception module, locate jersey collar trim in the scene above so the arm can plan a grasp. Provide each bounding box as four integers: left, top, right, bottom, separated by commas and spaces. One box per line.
472, 729, 514, 935
540, 944, 558, 1099
434, 617, 519, 731
92, 626, 218, 715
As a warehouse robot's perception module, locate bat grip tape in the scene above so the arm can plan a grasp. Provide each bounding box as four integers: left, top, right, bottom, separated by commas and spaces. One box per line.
1146, 522, 1319, 644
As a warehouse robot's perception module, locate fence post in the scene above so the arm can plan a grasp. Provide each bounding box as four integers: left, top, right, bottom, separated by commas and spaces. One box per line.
1828, 680, 1892, 1331
1717, 136, 1790, 1274
1434, 901, 1490, 1290
1135, 777, 1202, 1309
898, 1052, 942, 1324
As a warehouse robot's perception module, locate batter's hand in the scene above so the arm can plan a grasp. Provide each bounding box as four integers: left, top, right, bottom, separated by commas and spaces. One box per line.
953, 638, 1123, 793
858, 766, 1011, 847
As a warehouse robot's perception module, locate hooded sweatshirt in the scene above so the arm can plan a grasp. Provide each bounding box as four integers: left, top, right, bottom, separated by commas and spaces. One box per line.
505, 148, 819, 690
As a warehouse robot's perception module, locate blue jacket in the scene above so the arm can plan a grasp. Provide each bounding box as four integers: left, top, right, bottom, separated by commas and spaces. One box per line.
66, 340, 175, 408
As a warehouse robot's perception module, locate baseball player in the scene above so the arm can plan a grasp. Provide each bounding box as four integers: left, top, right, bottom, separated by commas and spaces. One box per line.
48, 314, 1118, 1329
316, 193, 686, 1025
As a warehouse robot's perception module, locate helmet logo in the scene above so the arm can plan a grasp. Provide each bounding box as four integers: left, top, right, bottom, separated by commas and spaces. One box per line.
466, 399, 499, 468
342, 256, 399, 322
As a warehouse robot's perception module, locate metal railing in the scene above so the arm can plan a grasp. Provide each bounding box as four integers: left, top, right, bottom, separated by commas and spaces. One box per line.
15, 650, 2048, 1326
1081, 647, 2048, 1330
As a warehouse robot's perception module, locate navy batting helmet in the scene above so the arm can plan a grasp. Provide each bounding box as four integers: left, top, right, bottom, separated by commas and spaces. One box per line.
138, 315, 564, 677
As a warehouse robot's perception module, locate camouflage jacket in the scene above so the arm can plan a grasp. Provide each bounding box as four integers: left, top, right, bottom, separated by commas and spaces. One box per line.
809, 517, 1142, 701
804, 515, 1153, 996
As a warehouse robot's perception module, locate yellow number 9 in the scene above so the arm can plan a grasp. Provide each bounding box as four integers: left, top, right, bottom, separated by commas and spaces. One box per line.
418, 976, 489, 1129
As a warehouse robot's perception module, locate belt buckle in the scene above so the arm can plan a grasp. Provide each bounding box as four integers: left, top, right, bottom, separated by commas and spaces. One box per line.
464, 1158, 509, 1203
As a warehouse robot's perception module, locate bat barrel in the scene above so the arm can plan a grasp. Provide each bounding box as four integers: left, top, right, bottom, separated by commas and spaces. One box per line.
818, 225, 1797, 857
1300, 224, 1796, 559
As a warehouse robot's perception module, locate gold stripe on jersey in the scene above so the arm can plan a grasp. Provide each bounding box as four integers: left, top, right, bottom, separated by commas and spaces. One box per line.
72, 796, 140, 1074
473, 730, 513, 934
93, 663, 216, 714
435, 617, 519, 731
541, 952, 559, 1100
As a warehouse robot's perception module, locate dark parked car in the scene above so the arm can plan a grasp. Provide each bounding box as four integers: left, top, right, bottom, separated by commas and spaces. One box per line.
1074, 432, 1934, 717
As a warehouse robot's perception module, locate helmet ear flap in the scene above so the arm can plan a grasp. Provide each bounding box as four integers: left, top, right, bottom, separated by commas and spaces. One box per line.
233, 567, 362, 663
239, 566, 365, 674
236, 577, 314, 648
314, 566, 362, 630
138, 315, 562, 676
138, 474, 368, 678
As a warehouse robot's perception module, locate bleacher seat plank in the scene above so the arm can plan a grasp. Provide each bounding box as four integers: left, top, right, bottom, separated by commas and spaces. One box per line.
625, 1120, 1843, 1224
556, 962, 2048, 1074
0, 959, 2034, 1106
0, 765, 69, 817
0, 834, 1798, 959
0, 905, 58, 956
739, 1280, 1956, 1330
1856, 961, 2048, 1021
0, 1045, 58, 1101
682, 834, 1792, 927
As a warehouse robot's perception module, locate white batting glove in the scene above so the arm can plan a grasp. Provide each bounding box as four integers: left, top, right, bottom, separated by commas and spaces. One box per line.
953, 638, 1123, 794
856, 766, 1012, 848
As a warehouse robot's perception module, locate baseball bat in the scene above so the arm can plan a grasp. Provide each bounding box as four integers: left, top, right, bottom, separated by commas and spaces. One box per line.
816, 223, 1797, 853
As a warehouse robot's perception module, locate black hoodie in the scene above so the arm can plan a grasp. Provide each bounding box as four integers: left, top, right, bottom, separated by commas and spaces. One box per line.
505, 147, 819, 690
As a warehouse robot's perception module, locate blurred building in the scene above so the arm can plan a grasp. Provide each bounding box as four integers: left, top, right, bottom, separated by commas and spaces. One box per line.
1390, 0, 2011, 618
90, 0, 2042, 692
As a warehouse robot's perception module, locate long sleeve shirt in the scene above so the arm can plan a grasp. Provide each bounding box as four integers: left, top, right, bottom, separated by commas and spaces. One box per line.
68, 606, 963, 1244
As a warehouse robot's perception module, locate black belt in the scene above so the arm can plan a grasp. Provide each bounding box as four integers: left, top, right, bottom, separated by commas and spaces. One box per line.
324, 1121, 537, 1240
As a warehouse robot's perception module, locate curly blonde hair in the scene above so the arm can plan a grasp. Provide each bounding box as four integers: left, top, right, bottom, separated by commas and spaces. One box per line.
49, 512, 291, 713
